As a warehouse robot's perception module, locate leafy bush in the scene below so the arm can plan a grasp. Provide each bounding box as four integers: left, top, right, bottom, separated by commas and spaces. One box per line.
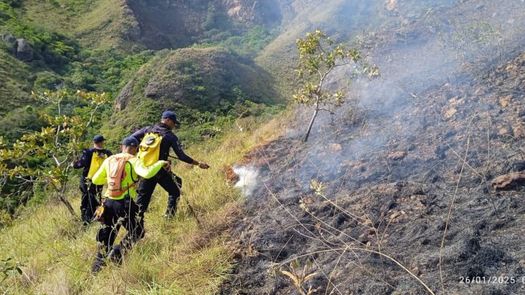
0, 90, 110, 217
34, 71, 63, 90
67, 49, 154, 92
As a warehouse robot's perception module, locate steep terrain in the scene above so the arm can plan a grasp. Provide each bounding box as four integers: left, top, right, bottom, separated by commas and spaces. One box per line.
0, 0, 282, 132
103, 47, 278, 142
3, 0, 525, 294
255, 0, 458, 95
222, 0, 525, 294
19, 0, 281, 51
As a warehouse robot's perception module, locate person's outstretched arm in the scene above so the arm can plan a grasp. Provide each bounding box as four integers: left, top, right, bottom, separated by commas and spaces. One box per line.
132, 158, 168, 179
170, 135, 209, 169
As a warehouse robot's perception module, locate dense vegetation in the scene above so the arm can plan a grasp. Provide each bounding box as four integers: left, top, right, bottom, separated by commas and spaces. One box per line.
0, 0, 283, 218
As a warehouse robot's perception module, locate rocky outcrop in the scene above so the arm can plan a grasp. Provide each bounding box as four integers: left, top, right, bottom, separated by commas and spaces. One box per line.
122, 0, 282, 50
222, 0, 281, 26
1, 35, 34, 62
15, 39, 33, 62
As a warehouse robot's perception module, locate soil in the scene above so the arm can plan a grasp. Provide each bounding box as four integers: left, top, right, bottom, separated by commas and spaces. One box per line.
221, 1, 525, 294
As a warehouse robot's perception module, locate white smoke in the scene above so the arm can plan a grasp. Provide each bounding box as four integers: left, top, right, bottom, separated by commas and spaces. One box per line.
233, 165, 260, 197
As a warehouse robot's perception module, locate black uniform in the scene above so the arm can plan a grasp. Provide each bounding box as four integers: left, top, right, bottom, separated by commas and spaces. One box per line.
92, 196, 141, 272
131, 123, 195, 216
74, 148, 112, 223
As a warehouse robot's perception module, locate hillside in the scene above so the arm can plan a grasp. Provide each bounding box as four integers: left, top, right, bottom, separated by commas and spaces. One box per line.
222, 0, 525, 294
103, 47, 279, 143
19, 0, 281, 51
2, 0, 525, 294
0, 0, 282, 136
255, 0, 459, 95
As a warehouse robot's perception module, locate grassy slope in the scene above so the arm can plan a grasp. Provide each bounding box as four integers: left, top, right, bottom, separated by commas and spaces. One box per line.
0, 114, 287, 294
0, 50, 32, 115
0, 0, 134, 117
255, 0, 384, 97
22, 0, 137, 50
101, 47, 279, 146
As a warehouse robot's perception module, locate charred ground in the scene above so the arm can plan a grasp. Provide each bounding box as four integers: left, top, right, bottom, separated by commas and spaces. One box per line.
221, 1, 525, 294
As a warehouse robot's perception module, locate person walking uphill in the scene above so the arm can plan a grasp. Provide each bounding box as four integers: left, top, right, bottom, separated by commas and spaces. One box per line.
90, 137, 169, 273
73, 135, 112, 224
131, 111, 210, 219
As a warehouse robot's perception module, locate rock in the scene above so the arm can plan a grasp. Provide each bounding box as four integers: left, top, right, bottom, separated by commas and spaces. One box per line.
1, 33, 17, 53
443, 107, 457, 119
15, 38, 33, 62
512, 123, 525, 138
498, 126, 511, 136
387, 151, 407, 161
223, 0, 281, 26
491, 172, 525, 190
499, 95, 512, 108
385, 0, 397, 11
329, 143, 342, 153
144, 81, 160, 98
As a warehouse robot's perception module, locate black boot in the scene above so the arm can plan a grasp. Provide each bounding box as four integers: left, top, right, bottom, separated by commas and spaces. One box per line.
81, 209, 91, 225
91, 252, 106, 273
164, 206, 177, 219
107, 245, 123, 265
164, 197, 179, 219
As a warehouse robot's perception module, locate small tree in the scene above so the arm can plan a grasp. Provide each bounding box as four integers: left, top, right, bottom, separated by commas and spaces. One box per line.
294, 30, 378, 142
0, 90, 109, 218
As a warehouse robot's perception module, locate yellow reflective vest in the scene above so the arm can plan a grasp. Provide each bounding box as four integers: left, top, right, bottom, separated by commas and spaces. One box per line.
92, 153, 167, 200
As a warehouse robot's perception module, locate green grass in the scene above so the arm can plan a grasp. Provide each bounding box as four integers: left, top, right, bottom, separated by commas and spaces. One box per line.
0, 113, 287, 294
22, 0, 135, 51
0, 50, 32, 116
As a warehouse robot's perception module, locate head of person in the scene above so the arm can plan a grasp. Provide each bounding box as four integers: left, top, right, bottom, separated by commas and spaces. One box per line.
121, 137, 139, 155
93, 135, 106, 149
160, 111, 180, 130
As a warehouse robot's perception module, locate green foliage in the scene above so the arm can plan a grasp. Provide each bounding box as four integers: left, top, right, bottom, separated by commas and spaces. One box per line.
1, 3, 80, 71
202, 3, 229, 31
0, 257, 22, 284
0, 2, 16, 26
176, 100, 283, 144
67, 49, 154, 92
222, 26, 276, 57
0, 50, 33, 118
293, 30, 378, 142
0, 90, 109, 217
34, 71, 62, 90
104, 47, 279, 146
2, 0, 22, 8
200, 26, 276, 58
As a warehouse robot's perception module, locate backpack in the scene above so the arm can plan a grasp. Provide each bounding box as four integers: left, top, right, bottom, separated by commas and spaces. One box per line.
107, 153, 135, 197
87, 150, 108, 179
137, 132, 163, 167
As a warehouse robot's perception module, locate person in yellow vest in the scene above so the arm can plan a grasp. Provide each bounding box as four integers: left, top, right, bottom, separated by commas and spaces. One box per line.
73, 135, 112, 224
90, 137, 169, 273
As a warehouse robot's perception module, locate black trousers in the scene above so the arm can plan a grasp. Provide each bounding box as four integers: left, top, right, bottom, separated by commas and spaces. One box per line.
136, 169, 181, 216
96, 197, 141, 255
80, 178, 102, 223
